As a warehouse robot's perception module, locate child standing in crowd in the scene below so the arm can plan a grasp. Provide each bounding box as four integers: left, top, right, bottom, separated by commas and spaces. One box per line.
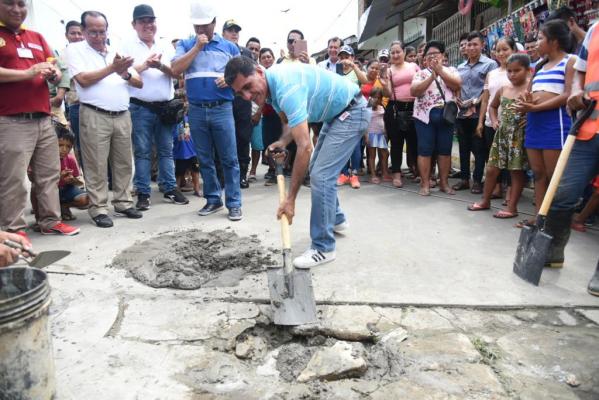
56, 123, 88, 221
476, 37, 516, 201
469, 54, 530, 218
366, 87, 391, 184
173, 116, 201, 197
404, 46, 417, 63
516, 20, 576, 223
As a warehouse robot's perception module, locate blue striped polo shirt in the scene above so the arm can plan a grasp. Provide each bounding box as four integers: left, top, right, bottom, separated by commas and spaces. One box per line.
265, 63, 360, 128
173, 33, 239, 102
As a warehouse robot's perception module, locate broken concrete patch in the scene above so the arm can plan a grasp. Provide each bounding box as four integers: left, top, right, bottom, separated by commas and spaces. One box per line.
401, 307, 454, 331
111, 229, 276, 289
575, 309, 599, 325
557, 310, 578, 326
297, 341, 368, 382
235, 335, 267, 360
400, 332, 482, 365
276, 343, 315, 382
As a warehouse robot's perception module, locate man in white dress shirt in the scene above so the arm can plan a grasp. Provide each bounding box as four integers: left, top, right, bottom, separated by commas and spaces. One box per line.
123, 4, 188, 211
67, 10, 143, 228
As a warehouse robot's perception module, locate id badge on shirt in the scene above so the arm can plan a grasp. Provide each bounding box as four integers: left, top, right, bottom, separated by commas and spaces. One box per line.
338, 111, 351, 121
17, 47, 34, 59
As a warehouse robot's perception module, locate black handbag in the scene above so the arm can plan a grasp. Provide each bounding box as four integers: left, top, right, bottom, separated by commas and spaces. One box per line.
433, 76, 458, 125
158, 98, 185, 125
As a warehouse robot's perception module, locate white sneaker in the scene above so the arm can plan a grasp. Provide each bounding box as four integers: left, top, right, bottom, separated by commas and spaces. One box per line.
333, 221, 349, 233
293, 248, 336, 269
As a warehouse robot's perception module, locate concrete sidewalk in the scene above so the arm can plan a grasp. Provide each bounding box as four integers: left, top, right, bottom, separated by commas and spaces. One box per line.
20, 168, 598, 399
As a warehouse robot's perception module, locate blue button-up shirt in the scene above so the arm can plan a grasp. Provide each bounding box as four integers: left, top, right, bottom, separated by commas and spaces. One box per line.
173, 33, 239, 103
457, 55, 497, 118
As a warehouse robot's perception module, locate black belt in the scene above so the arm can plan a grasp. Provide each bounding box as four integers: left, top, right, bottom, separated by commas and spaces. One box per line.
190, 100, 228, 108
332, 96, 361, 121
130, 97, 169, 109
81, 103, 127, 116
6, 112, 48, 119
388, 100, 414, 111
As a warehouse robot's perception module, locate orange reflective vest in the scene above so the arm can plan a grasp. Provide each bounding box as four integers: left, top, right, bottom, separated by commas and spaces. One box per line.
579, 25, 599, 140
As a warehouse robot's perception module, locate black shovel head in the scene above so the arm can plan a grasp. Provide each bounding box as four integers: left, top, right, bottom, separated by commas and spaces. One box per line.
513, 225, 552, 286
267, 266, 318, 326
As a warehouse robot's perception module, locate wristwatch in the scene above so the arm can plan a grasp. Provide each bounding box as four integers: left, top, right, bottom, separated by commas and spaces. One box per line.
122, 72, 132, 81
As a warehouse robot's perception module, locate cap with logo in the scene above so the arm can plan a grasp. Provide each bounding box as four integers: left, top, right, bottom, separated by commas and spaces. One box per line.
377, 49, 389, 60
190, 0, 217, 26
223, 19, 241, 32
339, 45, 354, 56
133, 4, 155, 20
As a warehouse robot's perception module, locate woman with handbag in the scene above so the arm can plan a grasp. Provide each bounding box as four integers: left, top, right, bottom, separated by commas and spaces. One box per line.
411, 41, 462, 196
380, 41, 420, 188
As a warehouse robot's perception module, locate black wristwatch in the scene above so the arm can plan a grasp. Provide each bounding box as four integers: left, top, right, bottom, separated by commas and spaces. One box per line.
122, 72, 132, 81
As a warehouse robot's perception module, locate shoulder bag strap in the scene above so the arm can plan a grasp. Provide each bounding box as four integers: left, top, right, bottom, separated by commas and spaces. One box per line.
433, 72, 446, 103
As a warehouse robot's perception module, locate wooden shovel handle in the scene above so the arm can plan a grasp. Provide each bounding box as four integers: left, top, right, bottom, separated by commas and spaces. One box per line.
276, 171, 292, 250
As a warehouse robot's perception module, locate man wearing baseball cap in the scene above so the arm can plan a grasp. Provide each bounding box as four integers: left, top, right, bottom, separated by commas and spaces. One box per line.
122, 4, 188, 212
171, 0, 243, 221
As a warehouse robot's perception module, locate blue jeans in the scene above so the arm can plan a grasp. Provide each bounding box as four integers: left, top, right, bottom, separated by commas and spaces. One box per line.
414, 108, 454, 156
341, 139, 363, 175
130, 103, 177, 195
551, 135, 599, 211
68, 103, 83, 170
188, 102, 241, 209
310, 98, 371, 252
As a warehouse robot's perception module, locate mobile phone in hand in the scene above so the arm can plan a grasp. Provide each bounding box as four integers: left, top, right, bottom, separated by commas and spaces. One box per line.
294, 39, 307, 58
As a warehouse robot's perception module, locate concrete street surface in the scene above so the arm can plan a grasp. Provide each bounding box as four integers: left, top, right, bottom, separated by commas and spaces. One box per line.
26, 167, 599, 399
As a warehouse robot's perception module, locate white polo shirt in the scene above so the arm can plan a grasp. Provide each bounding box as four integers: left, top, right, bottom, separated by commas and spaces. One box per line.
122, 36, 174, 102
67, 41, 131, 112
318, 58, 338, 73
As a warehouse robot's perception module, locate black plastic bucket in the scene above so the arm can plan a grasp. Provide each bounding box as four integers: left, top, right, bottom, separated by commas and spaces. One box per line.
0, 267, 55, 399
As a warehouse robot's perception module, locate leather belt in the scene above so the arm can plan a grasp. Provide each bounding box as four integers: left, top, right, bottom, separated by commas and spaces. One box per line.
6, 112, 48, 119
190, 100, 228, 108
81, 103, 127, 116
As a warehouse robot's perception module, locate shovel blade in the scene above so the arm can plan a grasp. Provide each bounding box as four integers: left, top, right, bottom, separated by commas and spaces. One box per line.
29, 250, 70, 268
267, 267, 317, 326
513, 225, 552, 286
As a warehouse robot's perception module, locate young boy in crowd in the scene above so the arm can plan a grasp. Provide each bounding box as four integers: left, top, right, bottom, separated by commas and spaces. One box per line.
56, 122, 88, 220
174, 115, 201, 197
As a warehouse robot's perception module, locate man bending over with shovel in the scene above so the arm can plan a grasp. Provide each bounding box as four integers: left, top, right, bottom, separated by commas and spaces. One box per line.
547, 20, 599, 296
225, 57, 370, 268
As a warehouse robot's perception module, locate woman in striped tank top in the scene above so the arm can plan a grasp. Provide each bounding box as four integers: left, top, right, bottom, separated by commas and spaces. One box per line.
515, 20, 576, 216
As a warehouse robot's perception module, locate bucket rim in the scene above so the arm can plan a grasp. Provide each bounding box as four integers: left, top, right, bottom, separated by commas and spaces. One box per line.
0, 266, 49, 307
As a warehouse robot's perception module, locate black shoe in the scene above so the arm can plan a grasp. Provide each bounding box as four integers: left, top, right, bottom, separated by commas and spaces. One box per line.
264, 170, 275, 180
164, 189, 189, 205
240, 177, 249, 189
136, 193, 151, 211
228, 207, 242, 221
115, 207, 143, 219
198, 202, 223, 216
264, 176, 276, 186
92, 214, 114, 228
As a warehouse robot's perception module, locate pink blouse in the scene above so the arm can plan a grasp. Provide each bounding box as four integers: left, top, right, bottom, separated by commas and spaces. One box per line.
390, 62, 420, 101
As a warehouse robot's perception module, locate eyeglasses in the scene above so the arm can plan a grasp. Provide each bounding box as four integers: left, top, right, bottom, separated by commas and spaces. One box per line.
86, 30, 107, 38
426, 51, 441, 57
287, 38, 296, 44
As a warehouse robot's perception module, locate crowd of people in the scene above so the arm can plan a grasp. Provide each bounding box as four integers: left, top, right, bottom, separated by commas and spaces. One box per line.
0, 0, 597, 295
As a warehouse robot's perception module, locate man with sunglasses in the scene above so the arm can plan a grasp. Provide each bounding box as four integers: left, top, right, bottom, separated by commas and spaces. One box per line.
67, 10, 143, 228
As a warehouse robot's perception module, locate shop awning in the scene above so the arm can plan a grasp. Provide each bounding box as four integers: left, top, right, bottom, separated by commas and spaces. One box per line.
359, 0, 450, 43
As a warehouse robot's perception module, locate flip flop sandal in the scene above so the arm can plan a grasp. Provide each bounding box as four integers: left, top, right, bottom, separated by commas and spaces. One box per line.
467, 203, 490, 211
493, 210, 518, 219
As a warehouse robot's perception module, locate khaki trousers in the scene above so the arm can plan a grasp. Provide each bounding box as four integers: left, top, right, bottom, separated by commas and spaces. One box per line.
0, 116, 61, 231
79, 106, 133, 217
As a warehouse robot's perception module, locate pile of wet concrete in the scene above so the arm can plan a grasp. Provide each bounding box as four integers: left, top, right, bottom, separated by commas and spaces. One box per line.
111, 228, 277, 289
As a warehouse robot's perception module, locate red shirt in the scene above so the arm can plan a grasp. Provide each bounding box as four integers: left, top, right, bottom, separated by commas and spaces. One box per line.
59, 153, 80, 188
0, 24, 53, 115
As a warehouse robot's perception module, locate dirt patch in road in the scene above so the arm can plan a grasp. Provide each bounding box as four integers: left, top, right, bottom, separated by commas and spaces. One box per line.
111, 229, 277, 289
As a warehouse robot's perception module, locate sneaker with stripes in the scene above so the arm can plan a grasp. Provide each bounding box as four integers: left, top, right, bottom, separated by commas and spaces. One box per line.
293, 248, 336, 269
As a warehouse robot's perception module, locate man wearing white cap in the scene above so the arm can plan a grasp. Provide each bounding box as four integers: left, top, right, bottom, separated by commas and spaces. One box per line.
171, 0, 242, 221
